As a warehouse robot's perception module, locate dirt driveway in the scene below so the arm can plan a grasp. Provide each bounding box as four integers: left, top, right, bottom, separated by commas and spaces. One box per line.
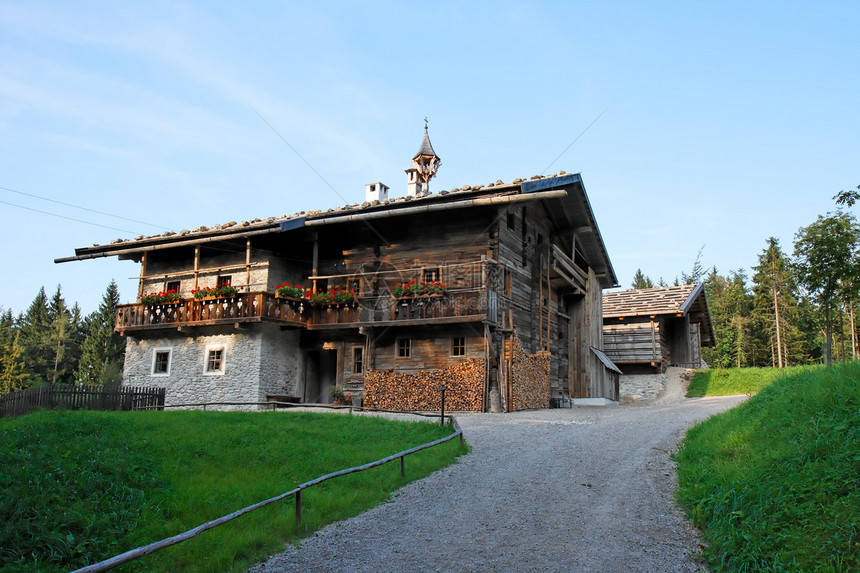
251, 393, 746, 573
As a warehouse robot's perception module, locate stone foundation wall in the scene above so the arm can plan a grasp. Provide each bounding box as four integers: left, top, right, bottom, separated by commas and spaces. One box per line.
363, 359, 485, 412
510, 335, 551, 411
619, 373, 668, 403
122, 324, 300, 409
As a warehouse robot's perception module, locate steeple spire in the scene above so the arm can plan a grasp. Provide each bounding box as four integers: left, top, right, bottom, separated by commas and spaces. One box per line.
406, 121, 441, 195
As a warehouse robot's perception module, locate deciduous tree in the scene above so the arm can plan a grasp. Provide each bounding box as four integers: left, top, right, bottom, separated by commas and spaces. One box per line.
793, 211, 860, 366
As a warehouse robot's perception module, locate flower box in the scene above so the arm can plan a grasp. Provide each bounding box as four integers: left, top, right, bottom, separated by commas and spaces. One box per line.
389, 280, 447, 299
140, 290, 182, 305
192, 285, 240, 300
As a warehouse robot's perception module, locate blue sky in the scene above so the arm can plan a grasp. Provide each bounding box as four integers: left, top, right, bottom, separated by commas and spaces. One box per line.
1, 1, 858, 315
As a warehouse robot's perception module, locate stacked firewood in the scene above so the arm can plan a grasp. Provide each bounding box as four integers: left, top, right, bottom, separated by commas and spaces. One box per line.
364, 359, 485, 412
510, 335, 551, 411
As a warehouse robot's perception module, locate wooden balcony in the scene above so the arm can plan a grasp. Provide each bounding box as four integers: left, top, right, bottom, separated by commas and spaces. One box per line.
116, 289, 493, 333
115, 292, 305, 333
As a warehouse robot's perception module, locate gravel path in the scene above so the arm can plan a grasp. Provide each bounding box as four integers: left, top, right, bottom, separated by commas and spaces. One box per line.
250, 377, 746, 573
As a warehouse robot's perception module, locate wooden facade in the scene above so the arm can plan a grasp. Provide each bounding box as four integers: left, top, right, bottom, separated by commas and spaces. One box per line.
59, 172, 619, 410
602, 283, 715, 374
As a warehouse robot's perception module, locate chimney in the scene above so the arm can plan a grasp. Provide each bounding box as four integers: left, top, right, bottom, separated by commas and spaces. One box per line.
365, 182, 389, 202
406, 169, 424, 197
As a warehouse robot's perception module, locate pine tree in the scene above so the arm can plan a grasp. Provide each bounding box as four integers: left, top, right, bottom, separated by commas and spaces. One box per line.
0, 309, 28, 393
681, 245, 706, 284
18, 287, 52, 384
751, 238, 800, 367
76, 281, 125, 386
46, 286, 78, 383
631, 269, 654, 289
0, 332, 28, 393
702, 268, 753, 368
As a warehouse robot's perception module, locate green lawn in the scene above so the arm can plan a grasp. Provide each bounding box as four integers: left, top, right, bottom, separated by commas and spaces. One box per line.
675, 363, 859, 571
0, 410, 464, 572
685, 364, 819, 397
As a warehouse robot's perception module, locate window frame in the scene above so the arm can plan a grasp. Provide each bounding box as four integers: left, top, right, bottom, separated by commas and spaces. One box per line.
217, 274, 232, 287
422, 267, 441, 284
165, 280, 181, 294
204, 346, 226, 375
151, 347, 173, 376
396, 338, 412, 359
352, 346, 364, 374
451, 337, 466, 357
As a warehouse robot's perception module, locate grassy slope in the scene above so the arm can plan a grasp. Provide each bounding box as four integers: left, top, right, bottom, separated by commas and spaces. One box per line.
0, 410, 463, 572
686, 365, 818, 397
676, 363, 859, 571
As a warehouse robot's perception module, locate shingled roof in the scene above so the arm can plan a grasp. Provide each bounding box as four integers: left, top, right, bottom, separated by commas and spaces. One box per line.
57, 171, 618, 288
603, 283, 705, 318
603, 283, 714, 345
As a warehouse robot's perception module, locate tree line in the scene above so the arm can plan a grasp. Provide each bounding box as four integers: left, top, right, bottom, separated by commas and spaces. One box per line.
632, 187, 860, 369
0, 281, 124, 394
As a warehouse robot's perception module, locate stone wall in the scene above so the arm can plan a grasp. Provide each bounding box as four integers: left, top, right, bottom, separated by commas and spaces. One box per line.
363, 359, 485, 412
619, 373, 668, 403
122, 324, 300, 409
510, 335, 551, 411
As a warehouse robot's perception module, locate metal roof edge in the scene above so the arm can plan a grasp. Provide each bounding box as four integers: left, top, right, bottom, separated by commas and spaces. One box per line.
679, 282, 705, 315
574, 177, 618, 287
591, 346, 623, 374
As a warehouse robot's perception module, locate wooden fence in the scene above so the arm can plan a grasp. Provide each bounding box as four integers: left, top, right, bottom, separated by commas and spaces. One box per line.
0, 384, 166, 418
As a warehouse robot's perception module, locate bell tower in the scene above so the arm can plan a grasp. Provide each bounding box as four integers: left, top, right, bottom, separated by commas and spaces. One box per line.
406, 120, 441, 196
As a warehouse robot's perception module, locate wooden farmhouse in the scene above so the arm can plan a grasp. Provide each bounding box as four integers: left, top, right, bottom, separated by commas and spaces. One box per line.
58, 129, 620, 411
602, 283, 714, 375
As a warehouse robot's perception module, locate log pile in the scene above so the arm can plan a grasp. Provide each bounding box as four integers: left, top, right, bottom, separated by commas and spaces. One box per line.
364, 359, 485, 412
510, 335, 550, 411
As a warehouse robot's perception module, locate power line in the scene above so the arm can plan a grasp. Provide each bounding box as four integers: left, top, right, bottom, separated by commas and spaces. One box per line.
253, 110, 390, 246
542, 108, 608, 175
0, 185, 173, 231
0, 199, 139, 234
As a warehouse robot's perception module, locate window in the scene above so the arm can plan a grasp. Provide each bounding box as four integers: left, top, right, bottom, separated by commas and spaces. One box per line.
506, 211, 515, 230
166, 280, 180, 293
349, 279, 361, 297
353, 347, 364, 374
422, 267, 441, 283
217, 275, 232, 287
397, 338, 411, 358
151, 348, 172, 375
452, 337, 466, 357
205, 347, 225, 374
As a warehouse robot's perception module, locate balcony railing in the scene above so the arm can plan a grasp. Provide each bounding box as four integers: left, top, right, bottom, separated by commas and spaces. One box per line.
116, 292, 305, 332
116, 289, 493, 333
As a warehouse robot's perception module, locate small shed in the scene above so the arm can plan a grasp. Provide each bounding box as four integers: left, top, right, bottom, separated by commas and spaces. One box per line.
602, 283, 714, 374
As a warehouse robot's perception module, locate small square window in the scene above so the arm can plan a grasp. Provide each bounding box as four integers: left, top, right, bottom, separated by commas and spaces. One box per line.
349, 279, 361, 297
217, 275, 232, 287
452, 337, 466, 357
353, 347, 364, 374
422, 268, 440, 283
166, 280, 180, 294
206, 348, 224, 373
152, 349, 171, 375
397, 338, 411, 359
